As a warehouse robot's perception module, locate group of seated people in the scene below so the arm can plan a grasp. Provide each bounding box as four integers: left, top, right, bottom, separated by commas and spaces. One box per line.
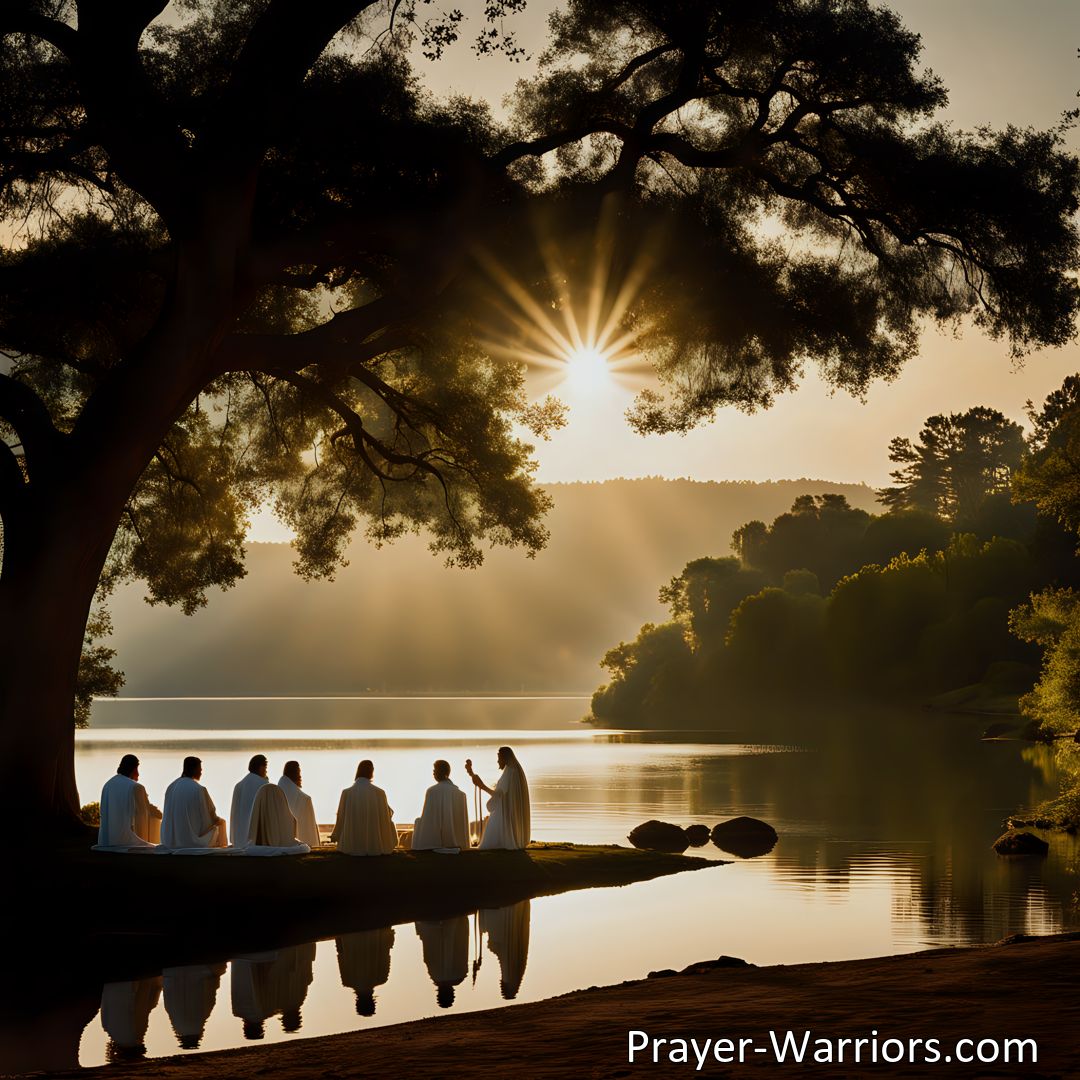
94, 746, 530, 855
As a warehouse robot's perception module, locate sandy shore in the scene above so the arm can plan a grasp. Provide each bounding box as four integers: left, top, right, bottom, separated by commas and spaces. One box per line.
67, 932, 1078, 1079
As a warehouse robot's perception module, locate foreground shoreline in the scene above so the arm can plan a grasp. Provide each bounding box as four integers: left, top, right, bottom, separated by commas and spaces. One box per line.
61, 932, 1080, 1079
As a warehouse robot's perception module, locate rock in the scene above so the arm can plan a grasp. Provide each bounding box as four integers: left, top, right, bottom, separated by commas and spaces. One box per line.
647, 969, 678, 979
981, 721, 1015, 740
627, 820, 690, 853
679, 956, 754, 975
684, 824, 711, 847
711, 816, 778, 858
992, 830, 1049, 856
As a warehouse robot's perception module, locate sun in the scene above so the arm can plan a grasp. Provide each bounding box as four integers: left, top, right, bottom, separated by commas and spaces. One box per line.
474, 201, 655, 402
563, 345, 613, 394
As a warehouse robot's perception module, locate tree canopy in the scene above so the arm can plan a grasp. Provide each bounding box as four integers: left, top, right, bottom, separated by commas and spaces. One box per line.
878, 407, 1026, 524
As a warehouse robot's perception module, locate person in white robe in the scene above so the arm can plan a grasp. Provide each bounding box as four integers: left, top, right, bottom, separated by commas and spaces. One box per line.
480, 899, 531, 999
330, 760, 397, 856
94, 754, 161, 851
229, 754, 269, 851
245, 783, 310, 854
100, 976, 161, 1062
411, 760, 470, 852
162, 962, 226, 1050
160, 757, 227, 850
336, 927, 395, 1016
415, 915, 469, 1008
277, 760, 320, 848
468, 746, 531, 851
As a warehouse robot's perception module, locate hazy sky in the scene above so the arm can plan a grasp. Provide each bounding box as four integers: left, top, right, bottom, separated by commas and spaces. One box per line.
404, 0, 1080, 491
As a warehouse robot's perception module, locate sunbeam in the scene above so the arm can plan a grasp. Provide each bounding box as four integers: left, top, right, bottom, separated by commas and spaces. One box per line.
477, 203, 656, 400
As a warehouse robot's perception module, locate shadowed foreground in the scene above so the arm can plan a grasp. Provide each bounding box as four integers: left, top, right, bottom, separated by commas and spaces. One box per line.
12, 842, 719, 984
63, 933, 1080, 1080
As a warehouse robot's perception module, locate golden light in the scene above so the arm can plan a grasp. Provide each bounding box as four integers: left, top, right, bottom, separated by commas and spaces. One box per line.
563, 344, 613, 394
476, 200, 656, 401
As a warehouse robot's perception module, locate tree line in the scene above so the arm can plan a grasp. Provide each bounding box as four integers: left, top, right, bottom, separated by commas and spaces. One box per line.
590, 379, 1080, 734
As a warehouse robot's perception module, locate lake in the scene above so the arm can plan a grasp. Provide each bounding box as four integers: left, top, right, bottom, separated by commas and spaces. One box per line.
42, 697, 1080, 1069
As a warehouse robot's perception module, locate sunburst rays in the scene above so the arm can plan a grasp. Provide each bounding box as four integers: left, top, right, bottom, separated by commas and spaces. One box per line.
476, 203, 656, 399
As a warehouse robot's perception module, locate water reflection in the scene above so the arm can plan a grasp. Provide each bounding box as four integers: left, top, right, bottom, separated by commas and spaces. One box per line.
416, 916, 469, 1008
336, 927, 395, 1016
66, 706, 1080, 1070
163, 962, 226, 1050
268, 942, 316, 1033
480, 900, 530, 1000
101, 977, 161, 1062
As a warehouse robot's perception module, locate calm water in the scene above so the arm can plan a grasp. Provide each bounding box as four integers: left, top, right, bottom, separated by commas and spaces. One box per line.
50, 698, 1080, 1068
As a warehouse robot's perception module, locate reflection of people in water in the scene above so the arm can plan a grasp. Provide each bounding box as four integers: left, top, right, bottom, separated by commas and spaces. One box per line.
265, 942, 316, 1032
163, 962, 227, 1050
336, 927, 395, 1016
415, 916, 469, 1008
480, 899, 531, 999
231, 952, 279, 1040
101, 976, 162, 1062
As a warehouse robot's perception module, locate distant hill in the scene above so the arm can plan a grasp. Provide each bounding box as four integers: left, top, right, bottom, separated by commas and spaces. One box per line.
106, 478, 878, 697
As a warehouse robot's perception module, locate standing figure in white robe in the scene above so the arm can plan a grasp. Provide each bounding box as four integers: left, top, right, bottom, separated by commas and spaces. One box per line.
100, 976, 162, 1062
330, 760, 397, 855
277, 761, 320, 848
229, 754, 269, 851
95, 754, 161, 850
336, 927, 395, 1016
160, 757, 227, 849
412, 760, 470, 852
468, 746, 530, 851
415, 916, 469, 1008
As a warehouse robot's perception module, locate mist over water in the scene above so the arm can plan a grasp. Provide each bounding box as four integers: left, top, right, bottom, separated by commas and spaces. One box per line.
55, 696, 1080, 1069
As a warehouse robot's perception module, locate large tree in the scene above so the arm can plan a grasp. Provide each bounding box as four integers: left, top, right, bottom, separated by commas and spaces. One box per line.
879, 407, 1028, 523
1, 0, 1077, 834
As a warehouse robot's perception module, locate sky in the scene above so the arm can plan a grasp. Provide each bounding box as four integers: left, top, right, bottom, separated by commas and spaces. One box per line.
388, 0, 1080, 491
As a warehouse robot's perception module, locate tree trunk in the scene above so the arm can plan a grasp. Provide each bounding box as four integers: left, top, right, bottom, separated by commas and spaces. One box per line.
0, 184, 256, 841
0, 505, 116, 836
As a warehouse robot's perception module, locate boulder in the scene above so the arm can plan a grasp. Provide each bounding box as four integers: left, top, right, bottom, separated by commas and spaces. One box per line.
627, 820, 690, 853
684, 824, 711, 847
992, 830, 1049, 856
680, 956, 754, 975
711, 816, 778, 858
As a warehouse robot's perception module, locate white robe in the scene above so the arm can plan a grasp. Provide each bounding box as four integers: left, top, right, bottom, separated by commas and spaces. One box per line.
245, 784, 310, 855
331, 778, 397, 855
230, 772, 268, 851
277, 775, 320, 847
412, 779, 470, 852
95, 774, 158, 851
160, 777, 227, 850
478, 764, 531, 850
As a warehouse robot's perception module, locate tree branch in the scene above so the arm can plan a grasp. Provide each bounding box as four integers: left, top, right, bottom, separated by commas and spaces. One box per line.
0, 10, 81, 61
204, 0, 378, 160
0, 373, 62, 475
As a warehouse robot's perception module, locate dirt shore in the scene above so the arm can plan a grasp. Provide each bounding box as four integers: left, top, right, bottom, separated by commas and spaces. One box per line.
63, 932, 1078, 1079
